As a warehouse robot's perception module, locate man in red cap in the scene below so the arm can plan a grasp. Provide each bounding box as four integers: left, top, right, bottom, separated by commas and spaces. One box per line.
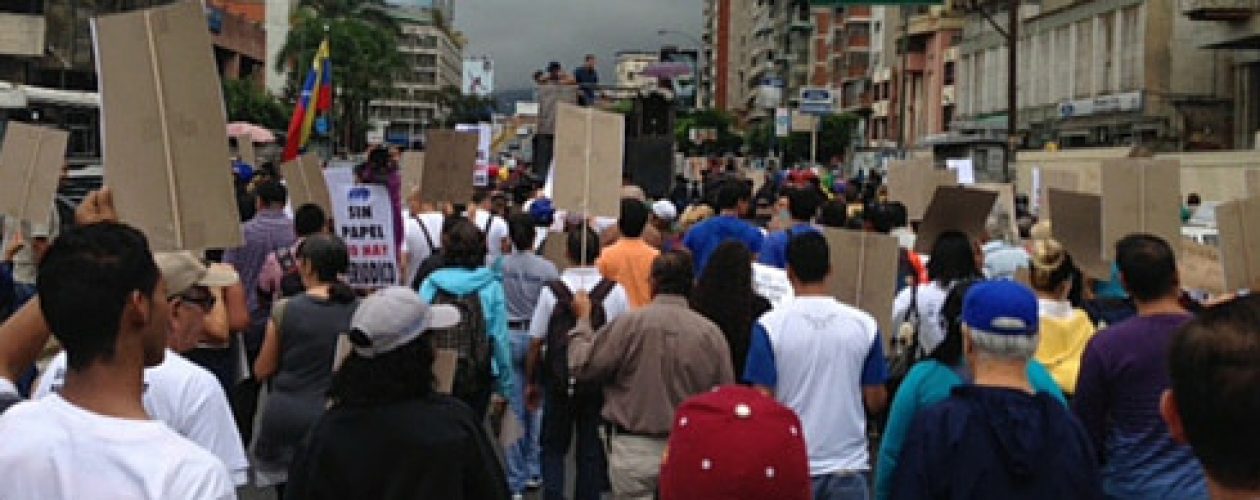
659, 385, 811, 500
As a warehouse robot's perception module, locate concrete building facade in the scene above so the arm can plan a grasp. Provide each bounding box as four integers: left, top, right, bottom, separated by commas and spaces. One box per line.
367, 6, 462, 144
957, 0, 1235, 151
900, 6, 962, 147
1183, 0, 1260, 148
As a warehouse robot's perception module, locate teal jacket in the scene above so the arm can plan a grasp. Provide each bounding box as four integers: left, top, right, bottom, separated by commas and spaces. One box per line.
875, 359, 1066, 500
420, 267, 514, 398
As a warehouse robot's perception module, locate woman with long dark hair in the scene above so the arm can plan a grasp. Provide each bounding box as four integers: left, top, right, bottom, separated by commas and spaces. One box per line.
889, 231, 985, 358
690, 241, 772, 377
356, 146, 404, 251
873, 281, 1065, 500
287, 287, 510, 500
252, 234, 360, 492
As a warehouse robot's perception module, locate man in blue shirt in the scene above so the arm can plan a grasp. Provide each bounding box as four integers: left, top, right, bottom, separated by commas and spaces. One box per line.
683, 180, 763, 275
759, 187, 820, 269
574, 54, 598, 106
745, 232, 888, 500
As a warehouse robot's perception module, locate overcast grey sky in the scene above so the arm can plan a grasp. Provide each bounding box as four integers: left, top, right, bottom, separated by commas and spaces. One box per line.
454, 0, 704, 91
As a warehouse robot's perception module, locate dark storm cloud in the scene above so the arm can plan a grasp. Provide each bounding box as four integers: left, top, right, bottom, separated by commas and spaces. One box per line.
455, 0, 703, 91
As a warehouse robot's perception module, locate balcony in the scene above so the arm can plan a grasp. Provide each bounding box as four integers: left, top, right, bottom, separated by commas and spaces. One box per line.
942, 85, 955, 106
0, 13, 44, 57
847, 35, 871, 49
873, 100, 889, 117
843, 65, 868, 80
904, 52, 926, 72
844, 6, 873, 21
907, 13, 965, 37
1181, 0, 1258, 20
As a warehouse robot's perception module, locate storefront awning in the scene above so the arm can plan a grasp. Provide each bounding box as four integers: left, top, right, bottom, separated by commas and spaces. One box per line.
0, 81, 100, 108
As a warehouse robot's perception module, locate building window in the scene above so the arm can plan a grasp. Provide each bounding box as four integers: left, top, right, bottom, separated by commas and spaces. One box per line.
944, 61, 955, 86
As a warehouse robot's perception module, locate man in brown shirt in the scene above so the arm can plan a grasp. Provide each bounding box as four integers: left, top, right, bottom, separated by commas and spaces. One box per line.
568, 251, 734, 500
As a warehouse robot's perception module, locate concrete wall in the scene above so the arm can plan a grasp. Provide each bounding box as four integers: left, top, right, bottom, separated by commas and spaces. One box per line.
1014, 148, 1260, 202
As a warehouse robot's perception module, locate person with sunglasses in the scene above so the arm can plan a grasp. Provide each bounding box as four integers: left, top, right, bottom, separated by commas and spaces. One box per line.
32, 250, 251, 487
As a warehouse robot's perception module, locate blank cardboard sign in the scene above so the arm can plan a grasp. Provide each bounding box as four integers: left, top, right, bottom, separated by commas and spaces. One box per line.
824, 228, 899, 343
1048, 188, 1110, 280
539, 231, 570, 271
1246, 170, 1260, 198
1100, 159, 1181, 258
1216, 197, 1260, 291
913, 186, 998, 255
1037, 169, 1080, 220
0, 123, 68, 225
421, 130, 478, 204
887, 160, 957, 221
281, 153, 331, 214
94, 2, 242, 251
400, 151, 424, 193
235, 135, 256, 165
552, 103, 625, 219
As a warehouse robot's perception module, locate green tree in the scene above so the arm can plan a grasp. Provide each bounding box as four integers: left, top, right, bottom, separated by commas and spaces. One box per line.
222, 79, 288, 130
675, 108, 742, 156
418, 85, 497, 127
277, 0, 405, 152
745, 113, 859, 165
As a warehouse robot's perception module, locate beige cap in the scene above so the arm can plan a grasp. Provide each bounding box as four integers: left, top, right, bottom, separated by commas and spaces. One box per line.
154, 251, 239, 296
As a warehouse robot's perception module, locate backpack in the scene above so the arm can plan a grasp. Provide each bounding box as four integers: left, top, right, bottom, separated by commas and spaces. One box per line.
888, 283, 924, 386
409, 217, 443, 291
275, 247, 306, 298
543, 279, 617, 398
428, 288, 494, 407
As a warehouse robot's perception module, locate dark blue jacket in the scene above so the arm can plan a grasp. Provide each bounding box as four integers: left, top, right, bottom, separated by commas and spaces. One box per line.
891, 385, 1103, 500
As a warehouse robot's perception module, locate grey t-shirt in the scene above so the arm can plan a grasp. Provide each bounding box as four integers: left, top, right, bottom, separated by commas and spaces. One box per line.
496, 251, 559, 323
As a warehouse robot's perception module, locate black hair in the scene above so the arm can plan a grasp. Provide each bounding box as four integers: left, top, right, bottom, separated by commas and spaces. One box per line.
786, 187, 821, 222
929, 280, 981, 366
714, 179, 751, 211
692, 241, 760, 374
816, 199, 848, 229
618, 198, 650, 238
330, 334, 436, 407
887, 202, 908, 228
927, 231, 982, 284
471, 188, 491, 204
1169, 295, 1260, 491
257, 162, 280, 180
786, 232, 830, 284
297, 234, 356, 304
442, 217, 487, 269
566, 225, 601, 266
294, 203, 327, 237
1187, 193, 1202, 206
507, 213, 536, 252
651, 251, 694, 297
255, 180, 288, 207
37, 223, 160, 371
867, 202, 907, 234
1116, 233, 1178, 302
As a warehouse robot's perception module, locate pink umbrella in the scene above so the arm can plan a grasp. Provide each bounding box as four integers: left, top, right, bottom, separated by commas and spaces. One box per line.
226, 122, 276, 143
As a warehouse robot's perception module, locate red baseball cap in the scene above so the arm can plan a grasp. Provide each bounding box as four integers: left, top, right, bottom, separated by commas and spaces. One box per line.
659, 385, 811, 500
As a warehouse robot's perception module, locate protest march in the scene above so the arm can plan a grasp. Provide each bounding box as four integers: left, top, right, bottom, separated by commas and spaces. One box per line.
2, 2, 1260, 500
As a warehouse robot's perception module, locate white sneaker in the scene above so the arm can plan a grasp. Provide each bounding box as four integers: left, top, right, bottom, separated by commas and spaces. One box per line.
511, 494, 525, 500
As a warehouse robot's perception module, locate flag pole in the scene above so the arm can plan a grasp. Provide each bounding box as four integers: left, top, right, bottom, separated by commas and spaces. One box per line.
323, 24, 334, 161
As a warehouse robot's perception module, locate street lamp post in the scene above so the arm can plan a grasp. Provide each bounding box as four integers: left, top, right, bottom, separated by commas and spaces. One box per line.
962, 0, 1020, 183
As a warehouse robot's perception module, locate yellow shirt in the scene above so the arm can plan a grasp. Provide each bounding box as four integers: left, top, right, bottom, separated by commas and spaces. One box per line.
596, 238, 660, 308
1035, 301, 1097, 394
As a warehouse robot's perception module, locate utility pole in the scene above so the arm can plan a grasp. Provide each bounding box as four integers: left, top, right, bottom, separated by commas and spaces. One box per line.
1005, 0, 1018, 183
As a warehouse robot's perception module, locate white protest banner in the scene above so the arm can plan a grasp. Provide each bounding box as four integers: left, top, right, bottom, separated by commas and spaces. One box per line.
456, 123, 492, 187
946, 158, 976, 185
332, 183, 398, 289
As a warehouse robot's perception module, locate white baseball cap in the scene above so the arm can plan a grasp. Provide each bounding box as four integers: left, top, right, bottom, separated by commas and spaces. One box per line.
652, 200, 678, 221
348, 287, 462, 358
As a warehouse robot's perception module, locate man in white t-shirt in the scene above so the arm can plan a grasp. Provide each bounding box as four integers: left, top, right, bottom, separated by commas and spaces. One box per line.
0, 222, 234, 499
744, 232, 888, 500
524, 226, 630, 500
34, 251, 250, 486
469, 189, 509, 257
401, 187, 445, 286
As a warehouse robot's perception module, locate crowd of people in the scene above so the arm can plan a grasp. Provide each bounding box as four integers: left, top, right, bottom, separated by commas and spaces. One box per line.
0, 150, 1258, 500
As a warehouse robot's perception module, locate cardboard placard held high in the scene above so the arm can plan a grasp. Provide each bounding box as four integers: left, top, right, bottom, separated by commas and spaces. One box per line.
913, 186, 998, 255
0, 123, 68, 226
886, 159, 957, 221
1099, 158, 1181, 258
551, 103, 625, 219
400, 151, 425, 193
1048, 188, 1110, 280
281, 152, 331, 214
421, 130, 478, 204
823, 228, 900, 345
1216, 197, 1260, 291
94, 1, 242, 250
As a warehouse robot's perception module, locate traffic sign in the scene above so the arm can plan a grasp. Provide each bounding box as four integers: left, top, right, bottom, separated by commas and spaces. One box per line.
799, 86, 834, 115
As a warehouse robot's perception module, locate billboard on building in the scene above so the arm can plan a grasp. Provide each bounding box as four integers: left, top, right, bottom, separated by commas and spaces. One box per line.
659, 47, 699, 109
463, 58, 494, 97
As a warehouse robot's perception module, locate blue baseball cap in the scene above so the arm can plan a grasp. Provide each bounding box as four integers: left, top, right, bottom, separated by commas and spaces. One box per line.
232, 161, 254, 184
530, 198, 555, 226
962, 281, 1039, 336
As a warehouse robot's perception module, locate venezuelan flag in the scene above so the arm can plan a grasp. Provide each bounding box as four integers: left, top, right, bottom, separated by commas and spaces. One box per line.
283, 39, 332, 161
